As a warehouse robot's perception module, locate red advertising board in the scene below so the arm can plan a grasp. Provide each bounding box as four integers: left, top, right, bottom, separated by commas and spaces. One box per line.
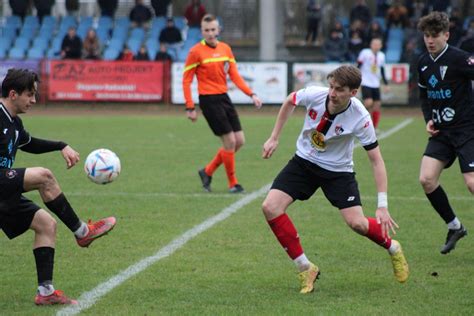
48, 60, 163, 101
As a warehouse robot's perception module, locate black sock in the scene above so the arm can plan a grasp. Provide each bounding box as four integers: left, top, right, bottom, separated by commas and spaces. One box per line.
33, 247, 55, 286
426, 185, 456, 224
45, 193, 81, 232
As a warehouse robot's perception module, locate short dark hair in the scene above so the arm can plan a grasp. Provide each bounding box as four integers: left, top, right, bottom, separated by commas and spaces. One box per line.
201, 14, 217, 24
1, 68, 39, 98
327, 65, 361, 90
418, 11, 449, 34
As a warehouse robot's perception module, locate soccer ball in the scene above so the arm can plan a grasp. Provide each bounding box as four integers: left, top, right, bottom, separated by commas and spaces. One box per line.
84, 149, 121, 184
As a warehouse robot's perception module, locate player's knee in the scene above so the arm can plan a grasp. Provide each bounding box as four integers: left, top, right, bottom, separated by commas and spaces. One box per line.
261, 199, 281, 219
465, 179, 474, 195
37, 167, 57, 186
33, 212, 57, 236
419, 174, 436, 191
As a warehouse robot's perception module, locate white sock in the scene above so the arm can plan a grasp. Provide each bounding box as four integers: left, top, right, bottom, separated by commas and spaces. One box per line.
38, 284, 55, 296
388, 241, 400, 255
293, 253, 311, 272
74, 221, 89, 238
447, 217, 461, 230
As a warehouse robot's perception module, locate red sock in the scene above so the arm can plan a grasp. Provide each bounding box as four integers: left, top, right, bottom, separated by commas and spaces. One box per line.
366, 217, 392, 249
268, 214, 304, 259
221, 149, 238, 187
205, 148, 224, 176
371, 110, 381, 129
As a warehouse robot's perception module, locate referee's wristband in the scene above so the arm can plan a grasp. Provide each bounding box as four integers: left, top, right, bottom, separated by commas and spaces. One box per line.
377, 192, 388, 209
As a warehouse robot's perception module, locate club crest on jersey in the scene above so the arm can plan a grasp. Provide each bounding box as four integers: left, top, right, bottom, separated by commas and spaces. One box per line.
439, 66, 448, 80
335, 124, 344, 135
363, 120, 371, 128
468, 56, 474, 65
310, 130, 326, 151
308, 109, 318, 120
223, 61, 229, 73
6, 169, 17, 179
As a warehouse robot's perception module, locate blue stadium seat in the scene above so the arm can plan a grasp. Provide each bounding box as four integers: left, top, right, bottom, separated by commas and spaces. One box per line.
13, 37, 31, 50
8, 47, 25, 59
385, 47, 402, 63
47, 47, 61, 59
146, 38, 159, 52
51, 36, 64, 54
177, 47, 189, 62
96, 27, 111, 43
126, 38, 142, 54
111, 27, 128, 42
1, 25, 19, 40
130, 27, 146, 42
116, 16, 131, 29
19, 26, 37, 39
174, 16, 186, 30
24, 15, 39, 28
103, 47, 120, 60
98, 16, 113, 31
0, 47, 7, 59
6, 15, 22, 29
0, 37, 13, 51
150, 17, 166, 38
32, 37, 50, 51
108, 38, 125, 51
42, 15, 57, 28
27, 47, 45, 59
186, 28, 201, 42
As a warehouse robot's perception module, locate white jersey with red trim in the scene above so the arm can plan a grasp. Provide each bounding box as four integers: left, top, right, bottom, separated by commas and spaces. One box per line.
358, 48, 386, 88
294, 86, 377, 172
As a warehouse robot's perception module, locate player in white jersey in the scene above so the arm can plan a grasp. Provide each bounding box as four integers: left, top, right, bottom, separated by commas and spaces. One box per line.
261, 65, 408, 294
357, 37, 389, 131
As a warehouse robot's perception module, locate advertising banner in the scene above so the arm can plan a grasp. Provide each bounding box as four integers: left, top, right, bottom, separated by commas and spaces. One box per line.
172, 62, 288, 104
48, 60, 164, 101
293, 63, 410, 105
0, 60, 41, 82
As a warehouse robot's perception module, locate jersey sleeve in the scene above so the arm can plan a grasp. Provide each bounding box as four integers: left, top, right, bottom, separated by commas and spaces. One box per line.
294, 86, 327, 108
354, 114, 378, 149
182, 48, 200, 109
227, 46, 253, 96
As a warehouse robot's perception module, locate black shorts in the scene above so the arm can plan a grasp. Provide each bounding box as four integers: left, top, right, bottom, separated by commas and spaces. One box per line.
0, 168, 41, 239
361, 86, 381, 101
424, 128, 474, 173
271, 155, 362, 209
199, 93, 242, 136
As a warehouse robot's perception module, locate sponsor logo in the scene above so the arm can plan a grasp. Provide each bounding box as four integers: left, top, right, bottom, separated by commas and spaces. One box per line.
427, 88, 452, 99
363, 121, 370, 128
421, 66, 428, 72
6, 169, 17, 179
441, 107, 455, 122
468, 56, 474, 65
439, 66, 448, 80
469, 162, 474, 167
308, 109, 318, 120
428, 74, 438, 88
347, 196, 355, 201
3, 128, 7, 134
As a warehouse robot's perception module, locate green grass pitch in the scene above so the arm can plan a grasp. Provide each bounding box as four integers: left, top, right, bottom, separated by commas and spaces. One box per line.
0, 110, 473, 315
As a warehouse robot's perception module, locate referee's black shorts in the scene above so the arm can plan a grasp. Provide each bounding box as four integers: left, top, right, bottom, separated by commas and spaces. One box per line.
199, 93, 242, 136
0, 168, 41, 239
271, 155, 362, 209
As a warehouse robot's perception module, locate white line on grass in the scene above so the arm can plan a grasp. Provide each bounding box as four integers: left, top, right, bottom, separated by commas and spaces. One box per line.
56, 118, 413, 316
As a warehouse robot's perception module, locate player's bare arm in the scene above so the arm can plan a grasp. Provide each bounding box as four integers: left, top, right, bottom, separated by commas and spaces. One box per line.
186, 108, 198, 122
262, 93, 295, 159
366, 146, 398, 237
251, 94, 263, 109
426, 119, 439, 136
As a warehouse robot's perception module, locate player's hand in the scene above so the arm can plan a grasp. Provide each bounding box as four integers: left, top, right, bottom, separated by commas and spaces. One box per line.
252, 95, 263, 109
375, 207, 399, 238
262, 137, 278, 159
426, 120, 439, 136
61, 145, 80, 169
382, 85, 391, 93
187, 109, 197, 122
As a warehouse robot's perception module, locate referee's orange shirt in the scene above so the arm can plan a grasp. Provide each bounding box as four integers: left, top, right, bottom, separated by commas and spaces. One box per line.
182, 40, 254, 109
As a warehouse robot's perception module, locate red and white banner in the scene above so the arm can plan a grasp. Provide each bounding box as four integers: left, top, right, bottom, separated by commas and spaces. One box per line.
48, 60, 164, 101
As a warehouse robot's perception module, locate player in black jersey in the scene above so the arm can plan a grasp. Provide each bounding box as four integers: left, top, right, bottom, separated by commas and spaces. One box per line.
0, 69, 116, 305
417, 12, 474, 254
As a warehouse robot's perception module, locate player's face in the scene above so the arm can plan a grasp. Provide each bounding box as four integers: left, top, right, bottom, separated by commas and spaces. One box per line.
423, 31, 449, 55
327, 78, 357, 111
370, 39, 382, 52
11, 83, 37, 114
201, 20, 220, 47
